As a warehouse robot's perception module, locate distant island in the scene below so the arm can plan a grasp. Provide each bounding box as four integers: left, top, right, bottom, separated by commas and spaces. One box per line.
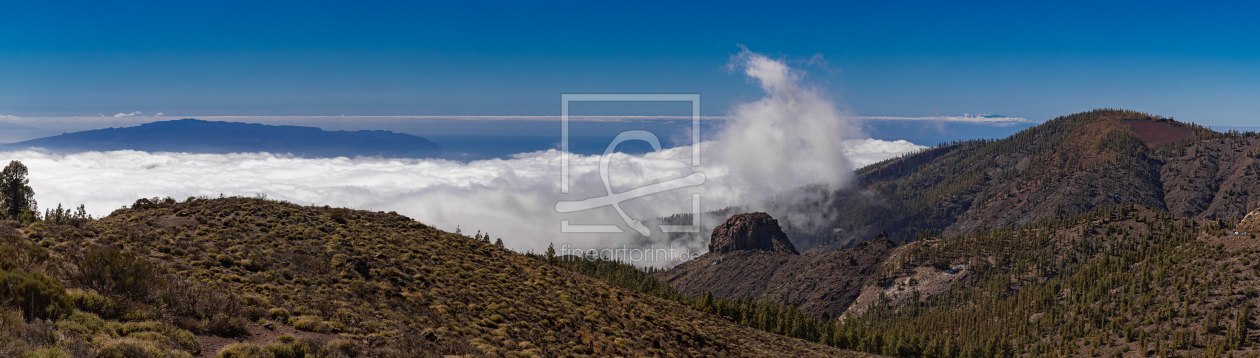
1, 118, 443, 158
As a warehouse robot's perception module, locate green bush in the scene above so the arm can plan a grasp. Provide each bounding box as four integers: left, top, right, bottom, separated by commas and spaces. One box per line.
261, 338, 314, 358
55, 311, 107, 337
324, 339, 360, 357
67, 289, 117, 318
24, 223, 47, 239
267, 308, 290, 320
19, 348, 68, 358
0, 236, 50, 272
0, 269, 73, 321
291, 316, 331, 333
215, 343, 274, 358
94, 337, 193, 358
201, 313, 248, 337
116, 321, 201, 355
126, 332, 176, 352
263, 344, 297, 358
294, 338, 320, 358
74, 245, 162, 301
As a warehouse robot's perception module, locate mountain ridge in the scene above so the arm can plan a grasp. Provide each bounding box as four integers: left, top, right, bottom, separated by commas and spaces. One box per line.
758, 109, 1260, 253
1, 118, 444, 158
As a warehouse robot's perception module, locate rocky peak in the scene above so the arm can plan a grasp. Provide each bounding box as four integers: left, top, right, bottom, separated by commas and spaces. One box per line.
709, 212, 799, 255
851, 230, 896, 250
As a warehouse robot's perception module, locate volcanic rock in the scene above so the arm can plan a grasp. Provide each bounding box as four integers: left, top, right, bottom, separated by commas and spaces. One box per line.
709, 212, 799, 255
657, 229, 894, 320
1241, 208, 1260, 235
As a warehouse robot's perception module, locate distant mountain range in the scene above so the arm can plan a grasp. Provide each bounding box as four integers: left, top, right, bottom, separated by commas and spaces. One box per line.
1, 118, 443, 158
0, 119, 39, 130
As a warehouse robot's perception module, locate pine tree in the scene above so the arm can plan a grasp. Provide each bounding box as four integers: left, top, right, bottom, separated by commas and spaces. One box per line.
0, 160, 36, 221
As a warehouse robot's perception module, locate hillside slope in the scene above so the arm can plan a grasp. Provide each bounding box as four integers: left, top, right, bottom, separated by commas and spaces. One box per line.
1, 197, 876, 357
837, 204, 1260, 358
776, 109, 1260, 252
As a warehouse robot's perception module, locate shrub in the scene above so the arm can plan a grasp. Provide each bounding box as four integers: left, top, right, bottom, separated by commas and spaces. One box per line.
74, 245, 162, 301
268, 308, 290, 320
291, 338, 321, 358
126, 332, 176, 352
215, 343, 274, 358
245, 306, 268, 321
263, 344, 297, 358
94, 337, 193, 358
324, 339, 360, 357
158, 278, 248, 336
202, 313, 248, 337
24, 223, 47, 239
292, 316, 331, 333
54, 311, 107, 337
385, 330, 477, 358
67, 289, 117, 318
0, 235, 51, 273
0, 269, 73, 321
19, 348, 69, 358
116, 321, 201, 354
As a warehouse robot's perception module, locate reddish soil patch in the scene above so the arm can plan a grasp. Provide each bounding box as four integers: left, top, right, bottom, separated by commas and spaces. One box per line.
157, 214, 199, 228
1128, 118, 1194, 147
195, 322, 345, 358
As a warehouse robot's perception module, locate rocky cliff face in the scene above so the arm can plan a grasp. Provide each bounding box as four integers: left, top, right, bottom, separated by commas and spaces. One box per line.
1241, 208, 1260, 234
658, 213, 893, 319
708, 212, 799, 255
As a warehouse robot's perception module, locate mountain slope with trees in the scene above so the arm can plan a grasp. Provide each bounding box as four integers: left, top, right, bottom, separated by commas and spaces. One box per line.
776, 109, 1260, 253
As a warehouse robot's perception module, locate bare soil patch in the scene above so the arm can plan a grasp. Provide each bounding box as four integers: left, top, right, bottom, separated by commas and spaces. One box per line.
157, 214, 199, 228
1128, 118, 1194, 147
195, 321, 345, 358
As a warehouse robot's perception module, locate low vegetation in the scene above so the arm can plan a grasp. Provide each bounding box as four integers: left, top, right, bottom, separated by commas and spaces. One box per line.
0, 194, 875, 357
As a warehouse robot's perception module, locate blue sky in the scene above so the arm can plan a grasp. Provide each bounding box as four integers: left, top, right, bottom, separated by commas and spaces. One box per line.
2, 1, 1259, 125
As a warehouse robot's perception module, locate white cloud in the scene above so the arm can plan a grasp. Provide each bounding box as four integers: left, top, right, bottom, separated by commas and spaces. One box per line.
114, 111, 144, 117
0, 115, 20, 120
1, 137, 921, 258
841, 139, 926, 166
1, 50, 928, 266
861, 114, 1036, 124
715, 49, 864, 195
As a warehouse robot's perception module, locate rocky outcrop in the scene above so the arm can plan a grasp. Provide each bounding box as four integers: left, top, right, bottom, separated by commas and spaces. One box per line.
1241, 208, 1260, 235
709, 212, 798, 255
657, 230, 895, 320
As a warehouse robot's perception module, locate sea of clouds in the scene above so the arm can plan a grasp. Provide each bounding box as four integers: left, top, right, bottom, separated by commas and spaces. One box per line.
0, 50, 926, 265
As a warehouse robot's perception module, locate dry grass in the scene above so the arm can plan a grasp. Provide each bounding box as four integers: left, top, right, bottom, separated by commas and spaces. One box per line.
1, 196, 880, 358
